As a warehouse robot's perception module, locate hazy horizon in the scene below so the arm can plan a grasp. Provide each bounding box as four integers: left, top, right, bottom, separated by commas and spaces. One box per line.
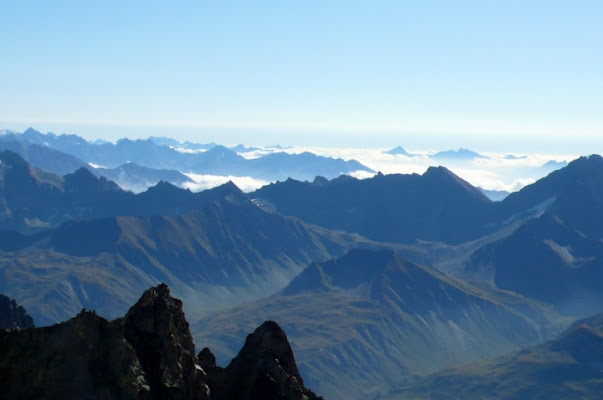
2, 2, 601, 155
2, 124, 601, 156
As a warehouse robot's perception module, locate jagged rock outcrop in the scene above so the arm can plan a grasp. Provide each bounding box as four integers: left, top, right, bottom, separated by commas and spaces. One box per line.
0, 294, 34, 330
124, 284, 209, 400
0, 309, 149, 399
0, 284, 319, 400
202, 321, 323, 400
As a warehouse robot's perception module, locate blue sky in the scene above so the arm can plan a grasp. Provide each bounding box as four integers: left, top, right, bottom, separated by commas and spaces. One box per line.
1, 1, 602, 152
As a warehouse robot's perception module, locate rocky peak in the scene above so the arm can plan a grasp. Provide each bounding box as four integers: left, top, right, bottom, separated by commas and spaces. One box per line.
0, 284, 319, 400
215, 320, 322, 400
229, 320, 303, 383
0, 294, 34, 330
64, 167, 121, 192
124, 283, 209, 400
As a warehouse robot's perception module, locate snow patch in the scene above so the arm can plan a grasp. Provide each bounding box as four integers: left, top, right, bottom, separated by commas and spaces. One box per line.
87, 162, 105, 169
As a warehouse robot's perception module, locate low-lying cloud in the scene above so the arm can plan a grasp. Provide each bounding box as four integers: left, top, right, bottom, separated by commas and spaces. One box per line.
183, 173, 271, 193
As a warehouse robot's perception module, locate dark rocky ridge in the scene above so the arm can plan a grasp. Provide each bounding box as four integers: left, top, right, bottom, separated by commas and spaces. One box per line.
0, 284, 320, 400
0, 294, 34, 330
200, 321, 322, 400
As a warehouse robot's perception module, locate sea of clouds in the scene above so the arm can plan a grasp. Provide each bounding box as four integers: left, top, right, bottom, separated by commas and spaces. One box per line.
232, 145, 576, 194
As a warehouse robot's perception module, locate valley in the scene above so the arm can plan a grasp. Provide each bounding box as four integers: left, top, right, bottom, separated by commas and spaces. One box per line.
0, 128, 602, 399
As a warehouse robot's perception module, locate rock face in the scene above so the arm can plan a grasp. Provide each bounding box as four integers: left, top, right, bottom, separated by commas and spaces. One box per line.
0, 284, 318, 400
123, 284, 209, 400
0, 294, 34, 329
202, 321, 322, 400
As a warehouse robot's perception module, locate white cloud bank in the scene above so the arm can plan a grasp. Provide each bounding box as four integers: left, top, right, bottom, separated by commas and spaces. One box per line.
177, 145, 577, 194
183, 173, 271, 193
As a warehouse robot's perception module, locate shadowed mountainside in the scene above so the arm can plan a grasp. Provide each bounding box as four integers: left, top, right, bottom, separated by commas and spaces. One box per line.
193, 248, 564, 399
0, 150, 245, 233
253, 168, 492, 244
253, 155, 603, 246
463, 156, 603, 317
0, 186, 374, 326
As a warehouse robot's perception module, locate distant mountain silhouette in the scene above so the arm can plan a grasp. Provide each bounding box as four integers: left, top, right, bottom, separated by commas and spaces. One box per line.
0, 138, 88, 175
194, 248, 562, 399
384, 145, 417, 157
94, 162, 194, 193
430, 148, 487, 160
479, 187, 509, 201
387, 313, 603, 400
147, 135, 216, 151
541, 159, 568, 169
230, 144, 261, 153
7, 128, 374, 181
504, 154, 528, 160
253, 167, 492, 244
0, 150, 247, 232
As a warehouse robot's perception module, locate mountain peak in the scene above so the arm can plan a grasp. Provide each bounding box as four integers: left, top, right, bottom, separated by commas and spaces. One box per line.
385, 145, 414, 156
0, 149, 30, 169
222, 320, 321, 399
22, 127, 42, 135
423, 166, 490, 202
282, 248, 406, 296
147, 179, 181, 192
430, 147, 486, 160
0, 294, 35, 329
229, 320, 303, 382
312, 175, 329, 186
64, 167, 121, 192
0, 284, 321, 398
205, 180, 245, 201
424, 165, 453, 177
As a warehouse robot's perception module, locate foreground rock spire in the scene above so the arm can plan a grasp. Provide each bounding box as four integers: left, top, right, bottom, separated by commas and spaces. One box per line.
0, 294, 34, 330
0, 284, 321, 399
200, 320, 322, 400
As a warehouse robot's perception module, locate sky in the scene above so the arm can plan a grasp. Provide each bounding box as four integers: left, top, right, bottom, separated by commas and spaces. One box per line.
1, 1, 602, 153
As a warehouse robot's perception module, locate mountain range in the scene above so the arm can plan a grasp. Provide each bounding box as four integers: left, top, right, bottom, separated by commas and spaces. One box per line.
2, 127, 603, 399
430, 147, 487, 160
462, 155, 603, 317
193, 248, 563, 399
253, 168, 494, 244
0, 178, 374, 325
1, 128, 374, 183
254, 155, 603, 247
0, 150, 237, 233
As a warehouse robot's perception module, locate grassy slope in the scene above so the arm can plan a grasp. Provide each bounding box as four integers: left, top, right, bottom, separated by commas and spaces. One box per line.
0, 197, 375, 326
192, 250, 565, 400
385, 316, 603, 400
